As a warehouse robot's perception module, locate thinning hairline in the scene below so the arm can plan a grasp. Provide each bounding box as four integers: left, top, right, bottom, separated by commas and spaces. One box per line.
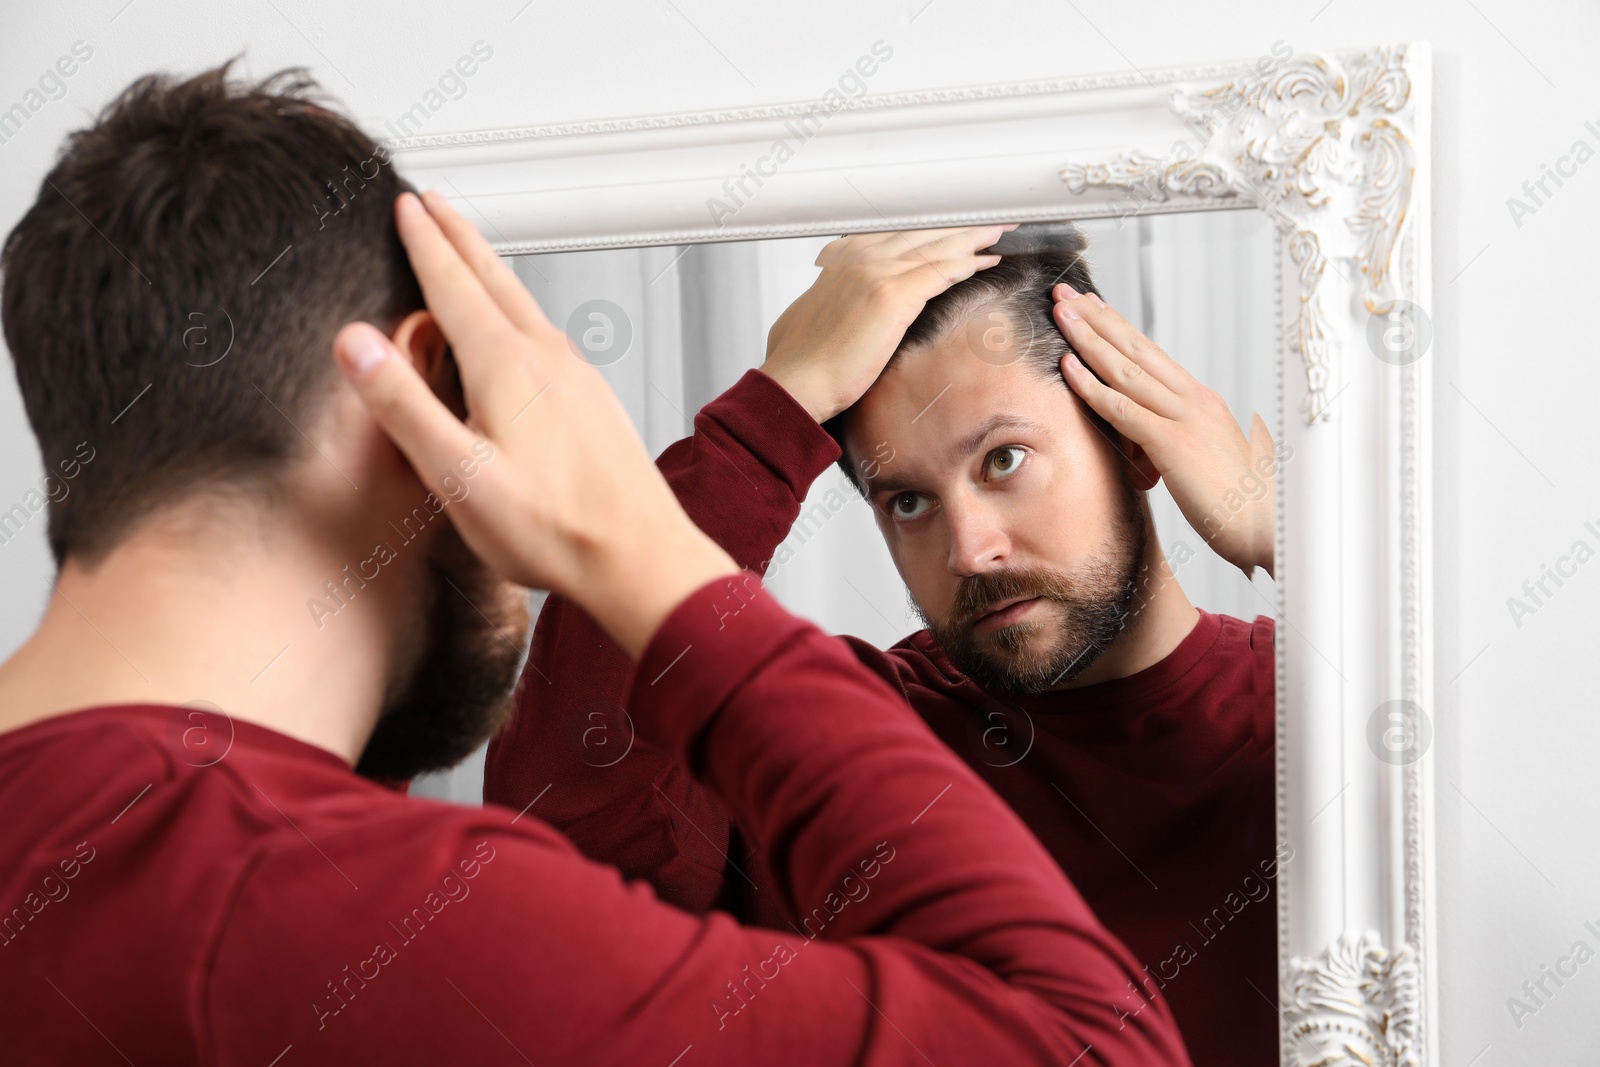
843, 289, 1070, 489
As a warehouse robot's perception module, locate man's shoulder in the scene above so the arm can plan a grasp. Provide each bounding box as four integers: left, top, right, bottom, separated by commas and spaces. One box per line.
203, 787, 655, 1061
211, 788, 590, 990
1204, 611, 1277, 747
874, 628, 974, 694
1210, 610, 1275, 652
244, 782, 578, 881
17, 708, 590, 905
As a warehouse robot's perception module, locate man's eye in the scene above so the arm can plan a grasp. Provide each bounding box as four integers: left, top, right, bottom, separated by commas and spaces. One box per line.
890, 492, 932, 520
985, 446, 1027, 480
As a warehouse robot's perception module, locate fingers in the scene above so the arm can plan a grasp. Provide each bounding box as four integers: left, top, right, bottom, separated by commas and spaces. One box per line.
897, 254, 1003, 301
1249, 412, 1276, 464
1053, 298, 1186, 420
1061, 350, 1166, 445
418, 190, 555, 338
1248, 413, 1277, 578
828, 226, 1014, 302
815, 233, 878, 267
818, 224, 1017, 267
392, 193, 523, 373
333, 322, 485, 499
862, 226, 980, 252
885, 226, 1015, 273
1052, 285, 1195, 395
872, 223, 1016, 257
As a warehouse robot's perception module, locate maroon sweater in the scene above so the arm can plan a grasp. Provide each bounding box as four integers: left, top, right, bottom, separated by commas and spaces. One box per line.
486, 369, 1279, 1067
0, 577, 1189, 1066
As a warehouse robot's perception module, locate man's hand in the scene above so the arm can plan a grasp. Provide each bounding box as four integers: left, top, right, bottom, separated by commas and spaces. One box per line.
760, 225, 1015, 423
1052, 283, 1278, 579
331, 190, 737, 658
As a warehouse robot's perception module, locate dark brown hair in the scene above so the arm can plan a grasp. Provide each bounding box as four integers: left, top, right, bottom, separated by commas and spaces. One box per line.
823, 251, 1104, 490
2, 60, 423, 566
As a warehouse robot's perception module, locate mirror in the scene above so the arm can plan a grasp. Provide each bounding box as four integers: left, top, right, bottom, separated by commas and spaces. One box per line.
400, 42, 1435, 1066
507, 211, 1277, 637
427, 211, 1279, 1061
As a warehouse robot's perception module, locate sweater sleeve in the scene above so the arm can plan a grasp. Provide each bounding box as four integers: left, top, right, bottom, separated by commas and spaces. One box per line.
482, 369, 844, 912
213, 576, 1192, 1067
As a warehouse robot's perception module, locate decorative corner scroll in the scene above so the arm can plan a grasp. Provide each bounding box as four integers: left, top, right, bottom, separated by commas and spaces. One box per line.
1060, 46, 1419, 424
1283, 932, 1421, 1067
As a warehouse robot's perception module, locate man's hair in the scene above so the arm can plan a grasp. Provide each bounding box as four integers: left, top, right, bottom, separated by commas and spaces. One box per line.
2, 60, 423, 566
823, 252, 1104, 490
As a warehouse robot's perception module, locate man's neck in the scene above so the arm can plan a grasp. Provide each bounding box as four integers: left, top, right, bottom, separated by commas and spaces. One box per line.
0, 507, 398, 764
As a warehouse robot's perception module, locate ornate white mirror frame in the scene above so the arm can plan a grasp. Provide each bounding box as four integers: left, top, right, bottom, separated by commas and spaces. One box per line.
390, 42, 1435, 1067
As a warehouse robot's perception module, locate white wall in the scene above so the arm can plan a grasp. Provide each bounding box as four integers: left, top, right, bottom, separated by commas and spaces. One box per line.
1, 2, 1595, 1060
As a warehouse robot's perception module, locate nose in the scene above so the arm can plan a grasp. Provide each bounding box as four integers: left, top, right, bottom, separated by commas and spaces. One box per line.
945, 496, 1010, 577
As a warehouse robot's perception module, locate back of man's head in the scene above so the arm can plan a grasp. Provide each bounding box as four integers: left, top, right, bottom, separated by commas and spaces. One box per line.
2, 60, 422, 567
823, 248, 1104, 489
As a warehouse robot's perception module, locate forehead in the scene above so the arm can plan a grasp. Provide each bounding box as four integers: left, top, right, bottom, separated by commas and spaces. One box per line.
845, 325, 1087, 485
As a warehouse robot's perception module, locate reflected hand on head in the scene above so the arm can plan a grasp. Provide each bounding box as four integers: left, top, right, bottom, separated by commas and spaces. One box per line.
1052, 284, 1277, 578
760, 224, 1017, 423
332, 190, 736, 658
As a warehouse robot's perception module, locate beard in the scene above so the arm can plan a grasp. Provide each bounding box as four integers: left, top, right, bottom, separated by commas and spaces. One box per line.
355, 518, 531, 781
915, 477, 1150, 696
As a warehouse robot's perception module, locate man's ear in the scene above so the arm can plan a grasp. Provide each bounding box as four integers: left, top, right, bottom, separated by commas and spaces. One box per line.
389, 309, 464, 419
390, 309, 445, 377
1121, 435, 1161, 491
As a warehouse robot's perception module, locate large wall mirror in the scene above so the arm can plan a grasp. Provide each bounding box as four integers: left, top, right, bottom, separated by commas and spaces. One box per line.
402, 43, 1435, 1067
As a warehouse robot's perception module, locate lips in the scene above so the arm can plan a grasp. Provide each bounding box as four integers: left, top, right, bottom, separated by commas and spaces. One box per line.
973, 595, 1042, 630
978, 594, 1032, 619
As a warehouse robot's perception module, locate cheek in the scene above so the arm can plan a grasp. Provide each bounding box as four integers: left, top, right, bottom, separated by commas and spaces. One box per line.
882, 522, 955, 615
1019, 458, 1122, 562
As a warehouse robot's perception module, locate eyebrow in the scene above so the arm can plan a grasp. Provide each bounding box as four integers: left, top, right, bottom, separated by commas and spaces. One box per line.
862, 414, 1049, 496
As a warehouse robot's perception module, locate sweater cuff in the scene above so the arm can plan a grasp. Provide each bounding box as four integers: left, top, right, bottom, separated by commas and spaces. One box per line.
623, 570, 807, 757
701, 369, 842, 498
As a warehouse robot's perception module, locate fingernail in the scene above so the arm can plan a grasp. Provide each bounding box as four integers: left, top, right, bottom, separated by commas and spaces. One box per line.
1088, 292, 1105, 308
1062, 301, 1082, 322
1058, 282, 1080, 298
396, 192, 422, 216
344, 328, 389, 376
1067, 352, 1084, 370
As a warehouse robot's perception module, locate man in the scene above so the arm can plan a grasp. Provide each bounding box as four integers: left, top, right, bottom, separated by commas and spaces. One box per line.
0, 66, 1192, 1065
485, 228, 1286, 1065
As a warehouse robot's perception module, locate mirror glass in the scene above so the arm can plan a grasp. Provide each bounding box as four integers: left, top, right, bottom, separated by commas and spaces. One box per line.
506, 209, 1277, 638
415, 206, 1284, 1059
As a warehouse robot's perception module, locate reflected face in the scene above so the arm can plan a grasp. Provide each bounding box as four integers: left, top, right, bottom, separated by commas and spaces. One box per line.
843, 316, 1148, 694
355, 518, 531, 781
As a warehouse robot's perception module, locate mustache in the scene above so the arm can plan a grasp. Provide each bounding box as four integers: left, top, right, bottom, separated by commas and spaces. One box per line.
947, 567, 1081, 632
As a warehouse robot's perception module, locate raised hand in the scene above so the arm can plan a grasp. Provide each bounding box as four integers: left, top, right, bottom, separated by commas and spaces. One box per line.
331, 190, 737, 657
1052, 283, 1278, 578
760, 224, 1016, 422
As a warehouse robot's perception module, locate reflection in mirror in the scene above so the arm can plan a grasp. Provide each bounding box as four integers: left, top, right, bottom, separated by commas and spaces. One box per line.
510, 210, 1276, 635
429, 210, 1280, 1065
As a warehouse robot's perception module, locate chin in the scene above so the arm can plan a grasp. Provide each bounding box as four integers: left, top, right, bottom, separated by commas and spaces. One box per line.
974, 620, 1054, 667
974, 612, 1108, 694
985, 604, 1061, 652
